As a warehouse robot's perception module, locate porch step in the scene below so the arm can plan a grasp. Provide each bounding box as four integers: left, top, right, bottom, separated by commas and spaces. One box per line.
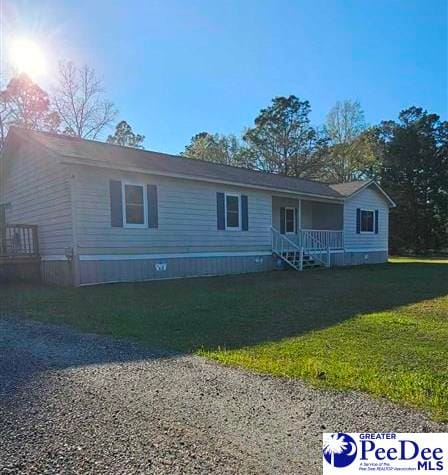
272, 227, 330, 272
280, 252, 325, 271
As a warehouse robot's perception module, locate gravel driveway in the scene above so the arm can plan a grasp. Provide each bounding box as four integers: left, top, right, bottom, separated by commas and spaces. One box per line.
0, 315, 446, 474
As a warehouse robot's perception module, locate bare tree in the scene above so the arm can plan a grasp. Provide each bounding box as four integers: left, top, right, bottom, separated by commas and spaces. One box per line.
322, 100, 378, 182
325, 99, 366, 144
53, 61, 117, 139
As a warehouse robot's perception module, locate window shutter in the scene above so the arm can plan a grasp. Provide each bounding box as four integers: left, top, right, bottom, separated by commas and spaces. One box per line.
147, 184, 158, 228
110, 180, 123, 227
295, 208, 299, 233
375, 209, 379, 234
241, 195, 249, 231
280, 207, 286, 234
356, 208, 361, 234
217, 192, 225, 230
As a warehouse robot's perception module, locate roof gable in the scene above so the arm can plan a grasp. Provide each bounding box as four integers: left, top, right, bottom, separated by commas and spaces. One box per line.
331, 179, 396, 207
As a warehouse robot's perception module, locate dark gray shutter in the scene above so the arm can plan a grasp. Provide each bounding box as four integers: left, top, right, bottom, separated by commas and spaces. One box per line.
217, 192, 225, 230
147, 184, 158, 228
375, 209, 379, 234
241, 195, 248, 231
295, 208, 298, 233
356, 208, 361, 234
110, 180, 123, 227
280, 207, 286, 234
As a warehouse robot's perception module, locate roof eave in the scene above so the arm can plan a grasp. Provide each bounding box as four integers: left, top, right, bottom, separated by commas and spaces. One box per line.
61, 157, 345, 202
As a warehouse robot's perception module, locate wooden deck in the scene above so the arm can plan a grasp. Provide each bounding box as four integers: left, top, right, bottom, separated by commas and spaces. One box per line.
0, 224, 39, 259
0, 224, 40, 282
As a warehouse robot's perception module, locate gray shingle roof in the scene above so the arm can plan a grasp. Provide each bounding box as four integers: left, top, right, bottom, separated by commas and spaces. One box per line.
329, 180, 371, 196
12, 127, 368, 200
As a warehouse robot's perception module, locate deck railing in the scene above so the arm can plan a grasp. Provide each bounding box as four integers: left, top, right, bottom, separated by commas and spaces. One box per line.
0, 224, 39, 258
299, 229, 343, 250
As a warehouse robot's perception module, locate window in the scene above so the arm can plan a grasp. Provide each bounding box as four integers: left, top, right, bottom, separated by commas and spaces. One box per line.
360, 209, 374, 233
284, 207, 296, 234
225, 193, 241, 230
123, 183, 147, 227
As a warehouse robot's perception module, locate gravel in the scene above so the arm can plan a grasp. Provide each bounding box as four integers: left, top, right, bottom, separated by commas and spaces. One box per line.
0, 315, 446, 474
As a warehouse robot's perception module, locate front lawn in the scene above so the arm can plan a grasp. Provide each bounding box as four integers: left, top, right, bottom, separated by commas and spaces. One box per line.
1, 258, 447, 420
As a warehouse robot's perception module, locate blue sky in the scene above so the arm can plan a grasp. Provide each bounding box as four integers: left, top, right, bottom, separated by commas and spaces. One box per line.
4, 0, 448, 153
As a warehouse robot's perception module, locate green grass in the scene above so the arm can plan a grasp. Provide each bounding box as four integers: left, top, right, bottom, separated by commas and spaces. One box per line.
1, 258, 447, 420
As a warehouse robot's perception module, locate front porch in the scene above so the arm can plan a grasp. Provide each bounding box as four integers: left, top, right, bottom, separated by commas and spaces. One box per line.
271, 196, 344, 271
272, 196, 344, 249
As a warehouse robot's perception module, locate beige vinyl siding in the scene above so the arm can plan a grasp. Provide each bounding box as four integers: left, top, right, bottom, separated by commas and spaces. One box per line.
301, 201, 343, 230
72, 166, 272, 255
343, 186, 389, 251
0, 139, 73, 256
272, 196, 343, 231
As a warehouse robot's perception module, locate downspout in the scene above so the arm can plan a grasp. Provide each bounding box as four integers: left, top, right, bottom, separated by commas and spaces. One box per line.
68, 167, 81, 287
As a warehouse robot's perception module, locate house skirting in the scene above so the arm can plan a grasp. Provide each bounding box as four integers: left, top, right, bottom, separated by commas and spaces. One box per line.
0, 257, 41, 283
330, 250, 388, 266
41, 258, 74, 286
39, 249, 389, 286
78, 252, 276, 286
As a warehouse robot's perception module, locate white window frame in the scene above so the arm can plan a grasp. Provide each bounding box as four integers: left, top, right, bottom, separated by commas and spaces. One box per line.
360, 208, 375, 234
224, 192, 241, 231
284, 207, 296, 234
122, 182, 148, 229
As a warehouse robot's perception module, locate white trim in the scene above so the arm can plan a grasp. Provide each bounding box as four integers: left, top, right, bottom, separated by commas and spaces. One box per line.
79, 251, 272, 261
224, 192, 241, 231
308, 249, 344, 255
62, 158, 345, 203
344, 248, 388, 253
347, 180, 396, 208
122, 182, 148, 228
41, 255, 69, 261
360, 208, 375, 234
69, 173, 80, 286
284, 207, 296, 234
301, 228, 343, 233
47, 249, 388, 262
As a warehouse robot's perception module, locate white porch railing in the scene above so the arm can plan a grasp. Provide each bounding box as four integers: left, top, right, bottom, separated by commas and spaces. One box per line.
299, 229, 343, 250
271, 227, 329, 271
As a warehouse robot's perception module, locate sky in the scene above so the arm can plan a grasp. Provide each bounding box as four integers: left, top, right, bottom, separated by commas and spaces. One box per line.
1, 0, 447, 153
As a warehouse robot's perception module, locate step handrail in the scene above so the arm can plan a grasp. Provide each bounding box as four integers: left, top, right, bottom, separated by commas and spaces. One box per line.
271, 226, 301, 249
271, 227, 331, 270
301, 230, 329, 267
271, 226, 302, 271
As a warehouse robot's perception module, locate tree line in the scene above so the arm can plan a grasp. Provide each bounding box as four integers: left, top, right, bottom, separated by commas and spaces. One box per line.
0, 65, 445, 255
183, 96, 447, 255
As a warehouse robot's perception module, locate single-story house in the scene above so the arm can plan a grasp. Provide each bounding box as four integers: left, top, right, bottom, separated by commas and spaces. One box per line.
0, 127, 395, 286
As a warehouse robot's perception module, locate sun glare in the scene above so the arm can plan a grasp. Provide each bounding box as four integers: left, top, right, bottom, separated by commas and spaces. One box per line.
10, 38, 47, 79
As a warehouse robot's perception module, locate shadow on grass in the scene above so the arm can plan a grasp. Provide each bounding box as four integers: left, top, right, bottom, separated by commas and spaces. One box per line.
1, 261, 447, 354
1, 260, 447, 422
